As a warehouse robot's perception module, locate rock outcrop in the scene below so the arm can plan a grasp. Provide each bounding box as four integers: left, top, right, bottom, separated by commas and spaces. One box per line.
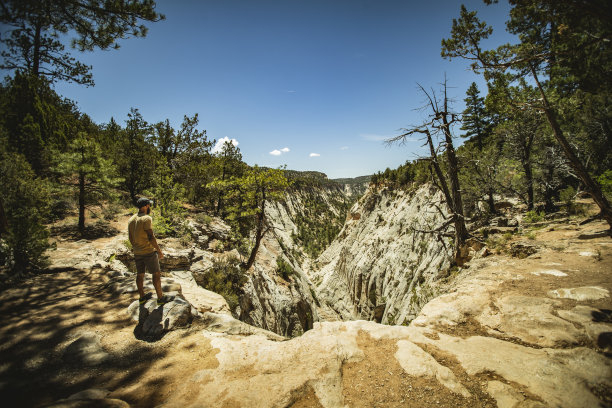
128, 294, 193, 339
310, 184, 455, 325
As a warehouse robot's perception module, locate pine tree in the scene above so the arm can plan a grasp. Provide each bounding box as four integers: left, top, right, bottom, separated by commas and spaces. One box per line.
0, 150, 51, 274
0, 0, 164, 85
213, 166, 289, 270
119, 108, 155, 203
441, 2, 612, 229
461, 82, 490, 150
56, 132, 122, 235
0, 72, 78, 174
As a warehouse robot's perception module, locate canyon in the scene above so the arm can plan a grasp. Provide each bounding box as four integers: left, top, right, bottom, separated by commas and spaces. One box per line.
0, 177, 610, 407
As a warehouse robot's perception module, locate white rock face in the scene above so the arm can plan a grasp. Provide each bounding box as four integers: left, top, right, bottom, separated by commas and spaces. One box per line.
310, 185, 454, 325
238, 256, 319, 338
231, 185, 356, 337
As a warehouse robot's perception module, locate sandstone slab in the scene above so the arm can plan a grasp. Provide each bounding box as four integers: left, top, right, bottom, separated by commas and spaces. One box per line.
63, 332, 109, 366
548, 286, 609, 301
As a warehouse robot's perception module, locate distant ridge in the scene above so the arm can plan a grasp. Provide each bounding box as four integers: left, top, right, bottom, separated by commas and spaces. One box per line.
284, 170, 371, 188
332, 175, 371, 186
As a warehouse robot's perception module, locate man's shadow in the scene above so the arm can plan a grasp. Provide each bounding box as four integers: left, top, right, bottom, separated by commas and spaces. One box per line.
133, 302, 167, 342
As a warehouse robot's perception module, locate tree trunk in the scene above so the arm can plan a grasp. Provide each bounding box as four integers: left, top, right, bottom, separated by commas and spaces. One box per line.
216, 162, 227, 215
523, 161, 534, 211
441, 105, 469, 249
78, 172, 85, 235
487, 190, 497, 214
425, 130, 453, 207
243, 188, 266, 271
530, 66, 612, 229
0, 197, 8, 237
33, 21, 41, 77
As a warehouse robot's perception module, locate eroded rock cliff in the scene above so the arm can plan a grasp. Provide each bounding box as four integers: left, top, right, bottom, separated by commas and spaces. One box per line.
310, 184, 455, 325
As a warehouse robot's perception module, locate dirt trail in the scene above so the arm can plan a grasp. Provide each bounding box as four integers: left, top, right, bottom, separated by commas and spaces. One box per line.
0, 216, 610, 407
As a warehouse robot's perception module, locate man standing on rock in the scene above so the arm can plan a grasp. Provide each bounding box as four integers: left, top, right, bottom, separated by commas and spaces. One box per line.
128, 197, 172, 306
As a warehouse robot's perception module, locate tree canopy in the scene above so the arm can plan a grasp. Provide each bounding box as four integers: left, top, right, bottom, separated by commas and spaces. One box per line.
0, 0, 164, 85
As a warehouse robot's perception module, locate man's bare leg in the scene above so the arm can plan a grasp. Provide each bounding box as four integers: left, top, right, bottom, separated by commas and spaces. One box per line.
137, 273, 146, 298
152, 271, 163, 299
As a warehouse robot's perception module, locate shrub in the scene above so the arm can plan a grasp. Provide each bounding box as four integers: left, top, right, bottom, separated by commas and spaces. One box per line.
102, 202, 123, 221
195, 213, 213, 226
194, 256, 247, 312
523, 210, 545, 223
598, 170, 612, 200
276, 257, 295, 281
559, 186, 576, 214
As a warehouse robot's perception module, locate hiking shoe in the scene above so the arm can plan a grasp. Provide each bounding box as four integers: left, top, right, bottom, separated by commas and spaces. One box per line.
139, 292, 153, 304
156, 295, 174, 306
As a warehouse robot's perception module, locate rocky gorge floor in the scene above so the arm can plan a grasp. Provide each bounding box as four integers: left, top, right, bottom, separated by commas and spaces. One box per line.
0, 214, 611, 407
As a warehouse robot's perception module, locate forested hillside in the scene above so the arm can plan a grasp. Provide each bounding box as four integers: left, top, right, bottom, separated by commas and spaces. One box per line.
375, 0, 611, 253
1, 0, 611, 278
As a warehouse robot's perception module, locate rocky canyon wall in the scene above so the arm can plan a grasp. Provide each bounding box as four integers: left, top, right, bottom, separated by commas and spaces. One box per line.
309, 184, 454, 325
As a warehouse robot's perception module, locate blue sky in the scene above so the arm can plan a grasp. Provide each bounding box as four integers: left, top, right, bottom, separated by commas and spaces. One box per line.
52, 0, 514, 178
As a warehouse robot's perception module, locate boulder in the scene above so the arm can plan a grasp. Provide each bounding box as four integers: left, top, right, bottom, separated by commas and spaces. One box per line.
170, 270, 232, 316
128, 294, 193, 338
509, 241, 538, 258
494, 200, 514, 211
484, 226, 518, 235
201, 312, 286, 341
63, 332, 109, 366
46, 389, 129, 408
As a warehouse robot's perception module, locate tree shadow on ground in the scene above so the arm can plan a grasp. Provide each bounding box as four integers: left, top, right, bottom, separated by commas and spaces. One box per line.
578, 230, 612, 240
0, 267, 172, 407
50, 222, 120, 240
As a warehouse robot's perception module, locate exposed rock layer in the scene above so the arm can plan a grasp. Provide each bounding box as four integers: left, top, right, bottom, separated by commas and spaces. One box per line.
311, 185, 454, 325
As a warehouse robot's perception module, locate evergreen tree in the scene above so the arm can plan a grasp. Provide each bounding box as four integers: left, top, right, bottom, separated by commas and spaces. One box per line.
56, 131, 122, 235
170, 114, 213, 204
213, 140, 245, 215
0, 0, 164, 85
0, 149, 51, 274
0, 72, 79, 174
144, 156, 186, 238
212, 166, 289, 270
441, 2, 612, 229
461, 82, 490, 150
119, 108, 154, 202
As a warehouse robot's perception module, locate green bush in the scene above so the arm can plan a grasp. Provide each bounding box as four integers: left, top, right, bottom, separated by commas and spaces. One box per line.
276, 257, 295, 281
195, 213, 213, 226
102, 202, 123, 221
597, 170, 612, 200
559, 186, 576, 214
523, 210, 545, 223
0, 152, 52, 274
194, 256, 247, 312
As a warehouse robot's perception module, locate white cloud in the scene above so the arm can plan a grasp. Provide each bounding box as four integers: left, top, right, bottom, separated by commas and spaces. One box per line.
212, 136, 239, 154
270, 147, 290, 156
340, 146, 349, 150
309, 153, 320, 157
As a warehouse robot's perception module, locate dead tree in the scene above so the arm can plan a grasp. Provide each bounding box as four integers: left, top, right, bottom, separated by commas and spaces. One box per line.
387, 81, 469, 260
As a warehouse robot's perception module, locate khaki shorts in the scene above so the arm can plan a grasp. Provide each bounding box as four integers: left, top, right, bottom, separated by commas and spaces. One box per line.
134, 251, 161, 275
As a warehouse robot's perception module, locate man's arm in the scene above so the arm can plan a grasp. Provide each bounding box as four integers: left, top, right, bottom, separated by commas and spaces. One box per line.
145, 229, 164, 259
